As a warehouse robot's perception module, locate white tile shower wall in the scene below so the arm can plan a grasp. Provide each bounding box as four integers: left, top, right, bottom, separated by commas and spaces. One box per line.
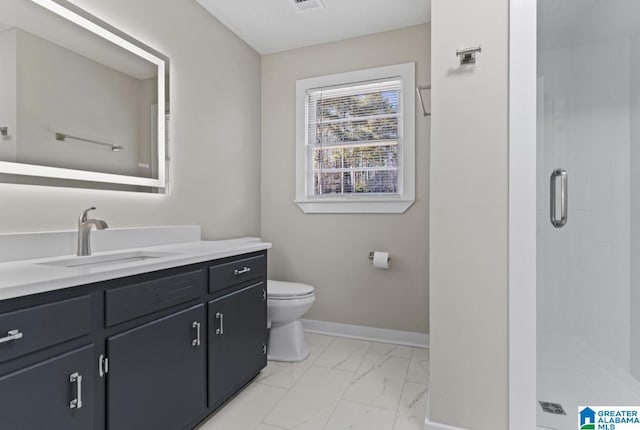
538, 38, 631, 371
631, 34, 640, 380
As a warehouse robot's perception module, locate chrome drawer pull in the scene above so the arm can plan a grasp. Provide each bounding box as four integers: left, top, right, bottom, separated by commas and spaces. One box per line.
0, 329, 23, 344
216, 312, 224, 335
234, 267, 251, 276
192, 321, 201, 347
69, 372, 83, 409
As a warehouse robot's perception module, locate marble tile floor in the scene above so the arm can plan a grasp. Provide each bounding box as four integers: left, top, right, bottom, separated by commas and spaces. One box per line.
198, 333, 430, 430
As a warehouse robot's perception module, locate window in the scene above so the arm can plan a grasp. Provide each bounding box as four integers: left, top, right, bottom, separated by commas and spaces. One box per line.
295, 63, 415, 213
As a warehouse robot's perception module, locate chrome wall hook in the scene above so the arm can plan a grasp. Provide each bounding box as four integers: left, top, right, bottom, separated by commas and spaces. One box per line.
456, 46, 482, 65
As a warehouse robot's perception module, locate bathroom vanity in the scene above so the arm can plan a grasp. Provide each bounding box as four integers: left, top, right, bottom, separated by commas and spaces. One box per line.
0, 237, 270, 430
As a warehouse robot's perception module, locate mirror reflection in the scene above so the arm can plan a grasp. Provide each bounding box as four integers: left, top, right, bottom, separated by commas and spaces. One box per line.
0, 0, 168, 191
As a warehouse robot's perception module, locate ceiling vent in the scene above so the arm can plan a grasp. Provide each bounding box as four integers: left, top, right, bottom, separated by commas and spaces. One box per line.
294, 0, 325, 12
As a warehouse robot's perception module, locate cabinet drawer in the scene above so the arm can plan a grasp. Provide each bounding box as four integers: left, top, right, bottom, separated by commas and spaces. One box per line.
105, 270, 203, 327
0, 295, 91, 364
209, 255, 265, 293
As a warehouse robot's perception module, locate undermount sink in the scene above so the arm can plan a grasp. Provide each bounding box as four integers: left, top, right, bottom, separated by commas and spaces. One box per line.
39, 251, 179, 269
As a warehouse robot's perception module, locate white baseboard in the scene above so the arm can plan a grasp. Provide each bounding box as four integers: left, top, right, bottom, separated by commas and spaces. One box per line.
301, 319, 429, 348
424, 417, 467, 430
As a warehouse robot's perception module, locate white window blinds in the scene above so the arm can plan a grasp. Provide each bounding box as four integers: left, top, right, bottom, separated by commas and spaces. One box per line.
306, 78, 402, 196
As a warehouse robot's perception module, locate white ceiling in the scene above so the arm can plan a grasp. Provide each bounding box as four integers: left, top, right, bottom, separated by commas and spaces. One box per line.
196, 0, 430, 55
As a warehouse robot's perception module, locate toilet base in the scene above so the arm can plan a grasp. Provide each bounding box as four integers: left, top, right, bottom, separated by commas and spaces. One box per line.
267, 319, 310, 362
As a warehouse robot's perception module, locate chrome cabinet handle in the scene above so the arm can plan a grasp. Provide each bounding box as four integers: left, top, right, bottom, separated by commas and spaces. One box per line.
234, 267, 251, 276
0, 329, 23, 344
69, 372, 83, 409
216, 313, 224, 335
192, 321, 201, 347
550, 168, 568, 228
98, 354, 109, 378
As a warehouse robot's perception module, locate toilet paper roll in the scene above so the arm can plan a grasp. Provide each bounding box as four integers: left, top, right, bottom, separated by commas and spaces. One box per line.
372, 251, 390, 269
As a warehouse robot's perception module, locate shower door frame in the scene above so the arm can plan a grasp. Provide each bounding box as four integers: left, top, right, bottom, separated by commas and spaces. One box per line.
508, 0, 537, 428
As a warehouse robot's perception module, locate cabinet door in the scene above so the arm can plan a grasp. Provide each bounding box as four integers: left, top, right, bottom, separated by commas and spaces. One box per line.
209, 282, 266, 408
0, 344, 94, 430
107, 305, 205, 430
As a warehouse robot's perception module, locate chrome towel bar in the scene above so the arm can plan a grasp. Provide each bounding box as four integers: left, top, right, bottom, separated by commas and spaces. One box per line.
56, 132, 124, 152
416, 85, 431, 117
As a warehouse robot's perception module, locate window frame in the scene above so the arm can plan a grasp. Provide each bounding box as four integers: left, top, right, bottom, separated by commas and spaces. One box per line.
295, 63, 416, 214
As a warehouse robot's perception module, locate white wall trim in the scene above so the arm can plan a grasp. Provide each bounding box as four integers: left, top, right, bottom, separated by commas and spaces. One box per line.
295, 199, 414, 214
424, 417, 467, 430
295, 62, 416, 214
508, 0, 538, 429
301, 319, 429, 348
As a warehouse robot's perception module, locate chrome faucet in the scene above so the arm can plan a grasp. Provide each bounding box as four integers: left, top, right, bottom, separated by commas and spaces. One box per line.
77, 207, 108, 256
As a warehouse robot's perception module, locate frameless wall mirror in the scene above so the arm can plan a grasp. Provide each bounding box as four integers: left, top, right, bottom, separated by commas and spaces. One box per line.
0, 0, 169, 192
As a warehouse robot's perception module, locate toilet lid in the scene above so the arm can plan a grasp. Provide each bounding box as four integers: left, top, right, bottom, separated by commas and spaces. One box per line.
268, 280, 314, 299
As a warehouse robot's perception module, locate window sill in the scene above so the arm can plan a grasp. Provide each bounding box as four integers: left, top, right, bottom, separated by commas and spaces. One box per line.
295, 199, 414, 214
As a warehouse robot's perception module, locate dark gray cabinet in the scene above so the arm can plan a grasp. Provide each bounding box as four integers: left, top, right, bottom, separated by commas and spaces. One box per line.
105, 271, 203, 327
0, 295, 91, 364
107, 304, 206, 430
0, 344, 94, 430
209, 282, 267, 408
0, 250, 267, 430
209, 255, 266, 293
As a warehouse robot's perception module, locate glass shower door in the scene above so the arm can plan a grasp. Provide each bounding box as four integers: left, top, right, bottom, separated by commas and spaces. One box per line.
537, 1, 640, 428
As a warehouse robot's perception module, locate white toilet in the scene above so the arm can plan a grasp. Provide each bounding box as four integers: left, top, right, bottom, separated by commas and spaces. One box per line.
267, 280, 315, 362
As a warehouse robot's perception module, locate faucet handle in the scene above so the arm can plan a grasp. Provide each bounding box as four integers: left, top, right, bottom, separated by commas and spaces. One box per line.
79, 207, 97, 224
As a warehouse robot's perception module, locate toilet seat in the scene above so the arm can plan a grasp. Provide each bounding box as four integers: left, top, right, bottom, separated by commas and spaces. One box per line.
268, 280, 314, 300
269, 292, 315, 301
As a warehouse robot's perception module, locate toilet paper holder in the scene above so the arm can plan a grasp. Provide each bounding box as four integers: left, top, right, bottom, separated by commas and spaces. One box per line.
369, 251, 391, 270
369, 251, 390, 261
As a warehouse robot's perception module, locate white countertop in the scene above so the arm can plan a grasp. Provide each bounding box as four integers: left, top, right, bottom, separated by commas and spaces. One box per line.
0, 238, 271, 301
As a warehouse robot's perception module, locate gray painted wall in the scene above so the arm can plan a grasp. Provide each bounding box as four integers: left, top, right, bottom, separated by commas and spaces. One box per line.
15, 29, 149, 177
0, 0, 262, 240
261, 25, 430, 334
429, 0, 509, 428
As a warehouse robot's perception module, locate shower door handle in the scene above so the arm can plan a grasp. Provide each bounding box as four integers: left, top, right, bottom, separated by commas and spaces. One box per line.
550, 168, 568, 228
